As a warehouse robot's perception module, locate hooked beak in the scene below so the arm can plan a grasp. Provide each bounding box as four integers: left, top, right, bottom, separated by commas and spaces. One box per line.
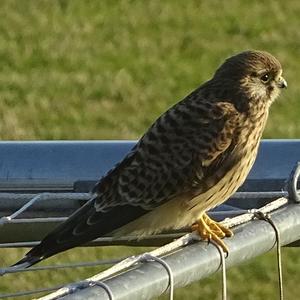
277, 76, 288, 89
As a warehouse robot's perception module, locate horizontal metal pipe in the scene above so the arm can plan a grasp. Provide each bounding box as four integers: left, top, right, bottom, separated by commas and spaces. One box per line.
60, 202, 300, 300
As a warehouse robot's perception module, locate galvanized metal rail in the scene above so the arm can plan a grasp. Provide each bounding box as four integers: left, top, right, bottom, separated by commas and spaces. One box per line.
43, 197, 300, 300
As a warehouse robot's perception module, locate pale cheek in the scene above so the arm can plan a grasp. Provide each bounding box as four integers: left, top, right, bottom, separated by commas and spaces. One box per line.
270, 88, 280, 102
249, 84, 267, 99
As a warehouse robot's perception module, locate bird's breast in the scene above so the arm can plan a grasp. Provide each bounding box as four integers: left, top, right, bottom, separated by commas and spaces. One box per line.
188, 115, 267, 216
115, 110, 270, 237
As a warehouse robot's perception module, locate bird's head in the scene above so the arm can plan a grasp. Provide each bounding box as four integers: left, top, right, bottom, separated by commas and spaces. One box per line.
213, 50, 287, 111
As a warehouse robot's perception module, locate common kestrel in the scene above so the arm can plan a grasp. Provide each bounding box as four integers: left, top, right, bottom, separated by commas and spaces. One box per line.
12, 50, 287, 268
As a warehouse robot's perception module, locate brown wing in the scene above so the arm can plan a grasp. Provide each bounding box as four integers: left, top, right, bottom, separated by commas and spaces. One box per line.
16, 93, 242, 265
93, 97, 241, 212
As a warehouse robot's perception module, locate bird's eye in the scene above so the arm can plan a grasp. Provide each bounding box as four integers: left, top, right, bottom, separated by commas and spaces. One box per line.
260, 73, 270, 83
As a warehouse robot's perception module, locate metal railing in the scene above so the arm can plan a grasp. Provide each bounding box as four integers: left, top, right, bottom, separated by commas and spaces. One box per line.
0, 140, 299, 299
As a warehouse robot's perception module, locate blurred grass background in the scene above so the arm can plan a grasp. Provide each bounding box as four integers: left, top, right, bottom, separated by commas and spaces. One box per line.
0, 0, 299, 299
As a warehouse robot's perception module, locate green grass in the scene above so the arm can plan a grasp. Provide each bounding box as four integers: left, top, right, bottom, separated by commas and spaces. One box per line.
0, 0, 299, 299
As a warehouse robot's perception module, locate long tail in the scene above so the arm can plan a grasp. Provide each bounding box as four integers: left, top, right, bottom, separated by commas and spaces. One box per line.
1, 252, 41, 275
10, 255, 42, 269
7, 150, 151, 271
7, 199, 147, 271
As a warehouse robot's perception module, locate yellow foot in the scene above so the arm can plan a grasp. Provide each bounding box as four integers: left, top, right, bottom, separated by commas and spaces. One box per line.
191, 213, 233, 253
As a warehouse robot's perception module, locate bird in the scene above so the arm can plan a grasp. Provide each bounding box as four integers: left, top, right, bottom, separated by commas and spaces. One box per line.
11, 50, 287, 269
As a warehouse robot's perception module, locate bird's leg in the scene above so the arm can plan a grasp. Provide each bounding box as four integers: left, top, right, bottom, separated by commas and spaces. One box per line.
191, 213, 233, 253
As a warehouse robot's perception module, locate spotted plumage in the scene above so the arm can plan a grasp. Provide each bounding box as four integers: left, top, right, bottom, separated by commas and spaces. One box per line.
12, 50, 287, 268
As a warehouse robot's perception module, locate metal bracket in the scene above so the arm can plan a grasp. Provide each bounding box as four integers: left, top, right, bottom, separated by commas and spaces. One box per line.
87, 281, 114, 300
286, 162, 300, 203
140, 253, 174, 300
253, 211, 284, 300
210, 240, 227, 300
68, 280, 114, 300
